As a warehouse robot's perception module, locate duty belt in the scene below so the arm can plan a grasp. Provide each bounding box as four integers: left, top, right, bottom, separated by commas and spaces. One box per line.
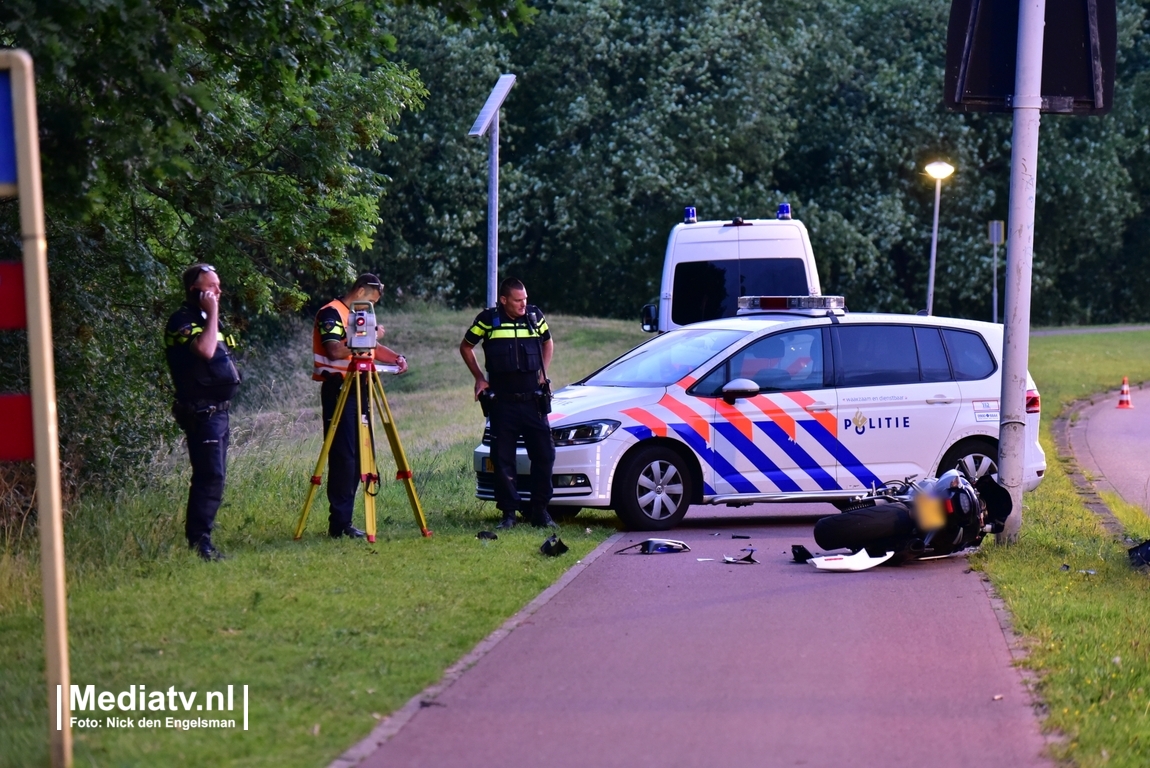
491, 391, 539, 403
174, 399, 231, 416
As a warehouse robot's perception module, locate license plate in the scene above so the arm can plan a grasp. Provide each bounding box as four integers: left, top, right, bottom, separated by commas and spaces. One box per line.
484, 458, 494, 473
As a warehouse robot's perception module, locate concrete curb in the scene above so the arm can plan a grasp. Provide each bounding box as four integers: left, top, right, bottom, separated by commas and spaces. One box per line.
1051, 389, 1133, 539
327, 531, 626, 768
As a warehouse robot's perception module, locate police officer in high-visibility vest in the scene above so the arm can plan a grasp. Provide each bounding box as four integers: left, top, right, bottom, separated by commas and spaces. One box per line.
313, 274, 408, 538
460, 277, 557, 529
164, 263, 242, 561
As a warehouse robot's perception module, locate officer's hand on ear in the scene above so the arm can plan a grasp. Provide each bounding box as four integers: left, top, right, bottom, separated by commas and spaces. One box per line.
198, 290, 218, 313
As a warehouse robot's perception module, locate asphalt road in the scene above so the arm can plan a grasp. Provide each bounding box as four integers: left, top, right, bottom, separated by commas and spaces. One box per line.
1076, 387, 1150, 512
351, 503, 1049, 768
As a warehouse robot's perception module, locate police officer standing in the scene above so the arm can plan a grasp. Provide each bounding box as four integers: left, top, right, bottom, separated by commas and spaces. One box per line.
164, 264, 242, 561
460, 278, 556, 529
313, 274, 408, 539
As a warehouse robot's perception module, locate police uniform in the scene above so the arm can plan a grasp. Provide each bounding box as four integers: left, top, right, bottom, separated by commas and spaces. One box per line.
164, 301, 241, 548
313, 299, 372, 536
464, 305, 555, 523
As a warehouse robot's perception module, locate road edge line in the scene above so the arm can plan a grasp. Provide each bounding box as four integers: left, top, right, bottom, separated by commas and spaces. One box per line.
327, 531, 626, 768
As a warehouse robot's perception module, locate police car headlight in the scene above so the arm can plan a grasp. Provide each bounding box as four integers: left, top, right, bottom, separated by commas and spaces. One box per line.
551, 420, 620, 446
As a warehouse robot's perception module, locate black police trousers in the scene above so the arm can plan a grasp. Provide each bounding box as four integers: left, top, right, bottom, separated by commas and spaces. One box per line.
488, 398, 555, 515
176, 408, 229, 547
321, 375, 370, 533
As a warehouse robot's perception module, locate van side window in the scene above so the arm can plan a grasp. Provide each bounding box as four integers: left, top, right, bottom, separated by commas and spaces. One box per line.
671, 259, 808, 325
915, 327, 952, 382
832, 325, 919, 386
942, 329, 996, 380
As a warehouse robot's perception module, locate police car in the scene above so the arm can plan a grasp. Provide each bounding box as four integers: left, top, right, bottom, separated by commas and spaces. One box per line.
473, 296, 1046, 530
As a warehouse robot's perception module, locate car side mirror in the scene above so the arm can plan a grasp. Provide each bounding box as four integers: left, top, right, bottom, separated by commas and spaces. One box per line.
722, 378, 760, 404
640, 303, 658, 333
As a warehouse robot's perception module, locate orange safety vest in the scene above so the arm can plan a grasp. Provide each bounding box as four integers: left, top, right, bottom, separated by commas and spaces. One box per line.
312, 299, 376, 381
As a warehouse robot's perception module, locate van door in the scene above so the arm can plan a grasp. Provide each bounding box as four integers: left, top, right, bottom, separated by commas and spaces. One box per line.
831, 325, 961, 488
692, 327, 841, 495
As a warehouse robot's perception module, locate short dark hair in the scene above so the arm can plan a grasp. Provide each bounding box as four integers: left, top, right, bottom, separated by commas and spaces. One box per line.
182, 263, 216, 290
498, 277, 525, 298
352, 273, 384, 293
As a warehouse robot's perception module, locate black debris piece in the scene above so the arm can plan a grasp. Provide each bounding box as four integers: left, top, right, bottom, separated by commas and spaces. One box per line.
540, 535, 569, 557
732, 534, 751, 539
476, 530, 498, 540
1129, 540, 1150, 568
792, 544, 815, 563
615, 538, 692, 554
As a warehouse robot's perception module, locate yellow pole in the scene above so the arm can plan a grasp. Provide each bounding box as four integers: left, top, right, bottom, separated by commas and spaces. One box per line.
355, 368, 378, 542
294, 371, 356, 539
372, 371, 431, 536
2, 49, 72, 768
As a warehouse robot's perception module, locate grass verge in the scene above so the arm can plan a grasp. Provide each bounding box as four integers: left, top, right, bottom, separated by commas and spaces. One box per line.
0, 307, 646, 767
971, 330, 1150, 768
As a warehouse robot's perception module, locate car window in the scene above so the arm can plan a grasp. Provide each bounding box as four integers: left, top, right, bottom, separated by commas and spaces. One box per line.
671, 259, 808, 325
942, 329, 996, 380
833, 325, 920, 387
693, 328, 825, 395
915, 327, 951, 382
582, 328, 748, 388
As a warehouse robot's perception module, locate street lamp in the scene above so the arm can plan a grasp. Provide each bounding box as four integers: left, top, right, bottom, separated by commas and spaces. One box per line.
924, 161, 955, 315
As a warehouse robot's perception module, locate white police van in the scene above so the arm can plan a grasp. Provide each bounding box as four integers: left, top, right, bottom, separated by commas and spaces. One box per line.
640, 204, 821, 333
474, 296, 1046, 530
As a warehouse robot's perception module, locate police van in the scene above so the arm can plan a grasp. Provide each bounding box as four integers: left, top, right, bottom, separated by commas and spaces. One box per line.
640, 204, 821, 333
474, 296, 1046, 530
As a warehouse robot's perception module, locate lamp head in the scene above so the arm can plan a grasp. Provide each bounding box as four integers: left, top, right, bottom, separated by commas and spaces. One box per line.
925, 161, 955, 180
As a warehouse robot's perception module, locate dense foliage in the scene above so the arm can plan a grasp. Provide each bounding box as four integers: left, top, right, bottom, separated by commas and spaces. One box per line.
2, 0, 1149, 495
372, 0, 1150, 323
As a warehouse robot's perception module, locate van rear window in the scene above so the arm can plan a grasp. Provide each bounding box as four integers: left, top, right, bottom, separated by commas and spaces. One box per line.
671, 259, 808, 325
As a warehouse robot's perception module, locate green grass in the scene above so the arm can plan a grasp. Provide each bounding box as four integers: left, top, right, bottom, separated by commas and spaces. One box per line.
0, 307, 647, 767
971, 330, 1150, 767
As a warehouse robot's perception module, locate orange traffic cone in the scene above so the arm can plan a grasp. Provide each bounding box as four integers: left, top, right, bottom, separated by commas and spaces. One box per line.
1118, 376, 1134, 409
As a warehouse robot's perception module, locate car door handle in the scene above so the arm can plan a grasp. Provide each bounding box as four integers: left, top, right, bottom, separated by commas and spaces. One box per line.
926, 396, 954, 404
806, 401, 833, 412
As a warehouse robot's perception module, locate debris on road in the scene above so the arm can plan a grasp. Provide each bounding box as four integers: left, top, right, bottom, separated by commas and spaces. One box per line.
732, 534, 751, 539
696, 558, 715, 562
809, 549, 894, 572
723, 547, 759, 565
615, 539, 691, 554
791, 544, 815, 563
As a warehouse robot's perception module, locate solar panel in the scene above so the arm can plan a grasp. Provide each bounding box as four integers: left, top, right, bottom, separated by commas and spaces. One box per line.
468, 74, 516, 137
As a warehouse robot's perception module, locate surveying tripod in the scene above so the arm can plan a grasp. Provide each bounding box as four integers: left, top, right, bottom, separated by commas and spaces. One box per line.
294, 354, 431, 541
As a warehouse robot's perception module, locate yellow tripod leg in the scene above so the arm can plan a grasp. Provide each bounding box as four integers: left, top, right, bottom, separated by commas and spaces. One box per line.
372, 370, 431, 536
295, 371, 356, 540
356, 371, 379, 543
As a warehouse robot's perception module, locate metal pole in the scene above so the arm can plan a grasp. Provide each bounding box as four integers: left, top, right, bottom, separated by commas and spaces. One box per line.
926, 177, 942, 315
487, 111, 499, 308
4, 49, 72, 767
997, 0, 1046, 544
992, 242, 999, 324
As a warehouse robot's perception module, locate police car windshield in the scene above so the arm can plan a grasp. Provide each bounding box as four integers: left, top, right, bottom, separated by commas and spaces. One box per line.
581, 328, 748, 388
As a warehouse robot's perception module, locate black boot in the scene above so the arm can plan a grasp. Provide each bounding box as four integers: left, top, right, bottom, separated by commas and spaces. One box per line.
191, 535, 227, 561
329, 524, 366, 539
531, 509, 559, 529
495, 510, 518, 530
